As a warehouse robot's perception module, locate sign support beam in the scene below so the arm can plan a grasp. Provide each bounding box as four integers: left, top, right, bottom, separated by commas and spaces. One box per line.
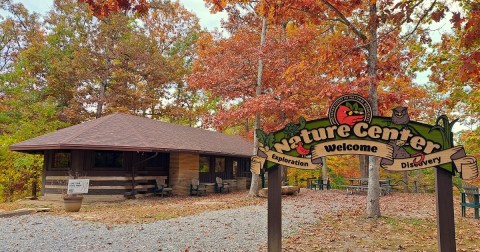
435, 168, 456, 252
268, 165, 282, 251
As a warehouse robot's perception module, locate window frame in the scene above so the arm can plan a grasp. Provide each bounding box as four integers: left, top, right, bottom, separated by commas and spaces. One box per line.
214, 157, 226, 173
199, 156, 210, 173
50, 151, 71, 171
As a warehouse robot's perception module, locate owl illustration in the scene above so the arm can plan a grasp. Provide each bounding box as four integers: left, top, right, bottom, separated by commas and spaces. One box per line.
392, 106, 410, 125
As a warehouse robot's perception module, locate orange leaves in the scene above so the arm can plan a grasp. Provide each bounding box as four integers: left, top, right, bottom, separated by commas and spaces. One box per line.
204, 0, 253, 13
206, 0, 227, 12
431, 2, 480, 111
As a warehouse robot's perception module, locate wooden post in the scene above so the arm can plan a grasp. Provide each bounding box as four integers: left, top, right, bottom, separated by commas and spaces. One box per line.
42, 150, 47, 196
435, 168, 456, 251
268, 165, 282, 251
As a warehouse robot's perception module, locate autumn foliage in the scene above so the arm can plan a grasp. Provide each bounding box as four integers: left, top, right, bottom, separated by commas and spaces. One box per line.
79, 0, 149, 17
1, 0, 480, 202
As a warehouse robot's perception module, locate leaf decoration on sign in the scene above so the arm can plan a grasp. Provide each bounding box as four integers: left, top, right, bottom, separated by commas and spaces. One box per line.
352, 102, 359, 111
266, 133, 275, 150
345, 102, 353, 111
283, 117, 306, 139
255, 129, 275, 150
256, 129, 266, 145
430, 115, 459, 149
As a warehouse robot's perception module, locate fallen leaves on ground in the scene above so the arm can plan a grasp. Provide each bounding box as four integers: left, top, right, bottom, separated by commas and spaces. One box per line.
282, 191, 480, 252
0, 192, 264, 225
2, 189, 480, 251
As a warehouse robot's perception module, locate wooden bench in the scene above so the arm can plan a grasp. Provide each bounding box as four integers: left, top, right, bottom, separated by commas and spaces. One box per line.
461, 181, 480, 219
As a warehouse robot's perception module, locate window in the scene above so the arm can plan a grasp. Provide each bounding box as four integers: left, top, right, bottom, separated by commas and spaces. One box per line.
94, 151, 123, 168
52, 151, 71, 170
146, 152, 169, 168
236, 159, 252, 178
199, 156, 210, 173
215, 157, 225, 173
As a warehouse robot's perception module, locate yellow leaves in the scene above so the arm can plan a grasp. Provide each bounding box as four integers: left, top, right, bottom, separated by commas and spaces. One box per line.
285, 20, 298, 38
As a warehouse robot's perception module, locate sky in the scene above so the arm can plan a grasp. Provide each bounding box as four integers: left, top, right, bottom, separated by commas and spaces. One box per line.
11, 0, 226, 31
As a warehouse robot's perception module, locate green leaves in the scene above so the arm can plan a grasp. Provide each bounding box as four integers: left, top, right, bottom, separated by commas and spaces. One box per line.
256, 129, 275, 149
345, 102, 364, 113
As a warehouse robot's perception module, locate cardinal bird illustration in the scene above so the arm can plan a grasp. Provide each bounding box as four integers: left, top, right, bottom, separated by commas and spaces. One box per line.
336, 105, 364, 126
296, 142, 310, 157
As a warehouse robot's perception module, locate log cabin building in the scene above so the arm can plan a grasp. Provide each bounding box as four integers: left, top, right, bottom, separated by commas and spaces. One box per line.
10, 113, 252, 200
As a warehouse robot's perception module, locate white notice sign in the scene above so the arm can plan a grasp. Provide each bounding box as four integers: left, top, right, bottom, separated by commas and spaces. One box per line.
67, 179, 90, 194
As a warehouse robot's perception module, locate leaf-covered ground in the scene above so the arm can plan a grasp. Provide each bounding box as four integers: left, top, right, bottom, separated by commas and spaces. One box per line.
281, 191, 480, 251
1, 190, 479, 251
0, 192, 264, 224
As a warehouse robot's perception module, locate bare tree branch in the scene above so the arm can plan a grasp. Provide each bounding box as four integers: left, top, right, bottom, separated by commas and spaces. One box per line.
321, 0, 368, 42
400, 0, 437, 40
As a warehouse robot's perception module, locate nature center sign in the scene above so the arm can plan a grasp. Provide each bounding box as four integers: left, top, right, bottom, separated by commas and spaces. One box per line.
251, 94, 478, 180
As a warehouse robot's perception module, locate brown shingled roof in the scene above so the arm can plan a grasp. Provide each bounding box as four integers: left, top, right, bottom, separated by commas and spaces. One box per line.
10, 113, 253, 157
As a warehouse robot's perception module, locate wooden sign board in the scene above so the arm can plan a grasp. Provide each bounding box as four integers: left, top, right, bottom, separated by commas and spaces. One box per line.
252, 94, 478, 180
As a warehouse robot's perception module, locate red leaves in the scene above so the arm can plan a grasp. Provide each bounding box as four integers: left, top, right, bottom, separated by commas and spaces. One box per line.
463, 12, 480, 49
430, 8, 445, 22
451, 12, 463, 29
79, 0, 149, 18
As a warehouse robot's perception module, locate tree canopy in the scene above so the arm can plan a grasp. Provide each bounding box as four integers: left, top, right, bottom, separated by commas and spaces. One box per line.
0, 0, 479, 201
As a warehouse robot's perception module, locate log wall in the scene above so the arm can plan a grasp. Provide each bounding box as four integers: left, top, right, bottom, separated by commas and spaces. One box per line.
169, 152, 199, 196
42, 149, 250, 199
44, 175, 167, 199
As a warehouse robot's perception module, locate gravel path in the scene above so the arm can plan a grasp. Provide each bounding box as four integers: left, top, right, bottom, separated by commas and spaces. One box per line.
0, 191, 357, 252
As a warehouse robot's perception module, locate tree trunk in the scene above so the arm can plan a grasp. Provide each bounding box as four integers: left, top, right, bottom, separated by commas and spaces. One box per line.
322, 156, 328, 184
366, 1, 381, 218
96, 82, 106, 118
359, 155, 369, 179
249, 16, 267, 197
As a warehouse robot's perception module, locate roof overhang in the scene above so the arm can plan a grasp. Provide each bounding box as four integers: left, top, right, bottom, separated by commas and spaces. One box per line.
10, 144, 252, 158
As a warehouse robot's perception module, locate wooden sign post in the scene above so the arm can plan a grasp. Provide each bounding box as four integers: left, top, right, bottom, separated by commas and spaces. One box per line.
268, 165, 282, 251
435, 168, 456, 251
250, 94, 478, 251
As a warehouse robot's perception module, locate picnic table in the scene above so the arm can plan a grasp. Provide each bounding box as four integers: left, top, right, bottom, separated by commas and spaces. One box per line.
340, 178, 391, 195
307, 178, 317, 189
307, 177, 330, 190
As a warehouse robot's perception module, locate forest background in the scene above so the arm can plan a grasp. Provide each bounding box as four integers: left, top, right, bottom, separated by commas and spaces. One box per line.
1, 0, 479, 202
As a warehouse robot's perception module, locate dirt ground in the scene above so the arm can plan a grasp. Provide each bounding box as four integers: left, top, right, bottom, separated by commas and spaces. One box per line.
1, 190, 479, 251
